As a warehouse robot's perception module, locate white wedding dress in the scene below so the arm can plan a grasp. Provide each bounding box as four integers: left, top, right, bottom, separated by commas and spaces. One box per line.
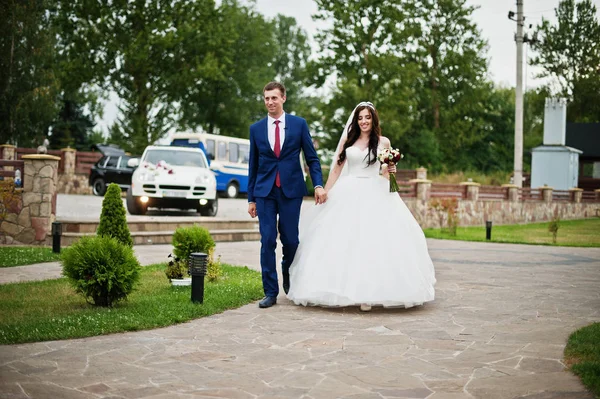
287, 145, 436, 308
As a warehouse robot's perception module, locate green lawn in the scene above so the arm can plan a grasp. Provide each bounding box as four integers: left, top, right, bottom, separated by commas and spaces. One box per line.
565, 323, 600, 397
0, 246, 62, 267
0, 263, 263, 345
423, 219, 600, 247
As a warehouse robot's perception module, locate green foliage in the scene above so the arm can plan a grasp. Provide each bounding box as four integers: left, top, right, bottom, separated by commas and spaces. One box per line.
50, 98, 96, 150
564, 322, 600, 397
61, 236, 141, 307
96, 183, 133, 247
172, 225, 216, 262
531, 0, 600, 123
170, 0, 277, 139
423, 219, 600, 247
0, 263, 263, 344
311, 0, 499, 173
0, 0, 60, 146
206, 247, 222, 282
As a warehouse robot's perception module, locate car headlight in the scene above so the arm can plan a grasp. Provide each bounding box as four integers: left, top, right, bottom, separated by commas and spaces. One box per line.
138, 172, 155, 182
195, 175, 210, 184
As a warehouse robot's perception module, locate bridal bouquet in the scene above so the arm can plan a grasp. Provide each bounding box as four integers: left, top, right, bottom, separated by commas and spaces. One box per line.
377, 148, 403, 193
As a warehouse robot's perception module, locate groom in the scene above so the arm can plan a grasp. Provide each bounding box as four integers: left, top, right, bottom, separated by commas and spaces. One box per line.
248, 81, 327, 308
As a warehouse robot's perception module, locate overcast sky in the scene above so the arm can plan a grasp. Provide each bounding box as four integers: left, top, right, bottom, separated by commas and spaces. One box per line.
96, 0, 600, 133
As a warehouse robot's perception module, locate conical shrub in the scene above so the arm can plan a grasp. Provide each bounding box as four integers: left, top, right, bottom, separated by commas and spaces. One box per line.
97, 183, 133, 247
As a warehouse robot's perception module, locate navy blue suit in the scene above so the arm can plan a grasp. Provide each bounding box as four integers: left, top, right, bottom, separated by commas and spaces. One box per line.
248, 114, 323, 297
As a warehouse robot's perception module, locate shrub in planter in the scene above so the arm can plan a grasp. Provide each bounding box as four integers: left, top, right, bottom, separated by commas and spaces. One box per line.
97, 183, 133, 247
166, 253, 189, 280
172, 225, 215, 261
62, 236, 141, 307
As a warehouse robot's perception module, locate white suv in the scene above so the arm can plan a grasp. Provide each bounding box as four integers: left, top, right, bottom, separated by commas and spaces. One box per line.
126, 146, 218, 216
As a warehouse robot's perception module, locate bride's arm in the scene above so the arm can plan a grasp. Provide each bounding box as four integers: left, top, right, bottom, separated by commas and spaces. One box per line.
325, 158, 346, 191
380, 136, 392, 179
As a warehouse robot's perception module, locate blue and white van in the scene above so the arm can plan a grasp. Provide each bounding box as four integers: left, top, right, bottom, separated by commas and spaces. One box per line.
171, 133, 249, 198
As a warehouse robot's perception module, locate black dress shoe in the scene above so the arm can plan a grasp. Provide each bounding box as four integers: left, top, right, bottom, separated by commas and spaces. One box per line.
259, 296, 277, 308
283, 273, 290, 295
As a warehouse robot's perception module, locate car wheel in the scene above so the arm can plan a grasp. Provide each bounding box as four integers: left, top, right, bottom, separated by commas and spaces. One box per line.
198, 197, 218, 217
126, 187, 147, 215
92, 178, 107, 196
225, 182, 239, 198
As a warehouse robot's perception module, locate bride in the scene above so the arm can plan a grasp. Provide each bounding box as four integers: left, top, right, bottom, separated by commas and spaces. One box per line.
286, 102, 436, 311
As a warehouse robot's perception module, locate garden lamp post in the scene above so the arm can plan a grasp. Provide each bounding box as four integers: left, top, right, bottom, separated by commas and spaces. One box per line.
189, 252, 208, 303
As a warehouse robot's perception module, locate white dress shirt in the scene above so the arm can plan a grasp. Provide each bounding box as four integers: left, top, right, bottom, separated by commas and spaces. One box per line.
267, 113, 286, 152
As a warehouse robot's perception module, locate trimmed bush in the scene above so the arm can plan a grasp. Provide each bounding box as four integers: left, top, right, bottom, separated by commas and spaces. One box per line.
62, 236, 141, 307
172, 225, 215, 261
97, 183, 133, 247
206, 247, 222, 282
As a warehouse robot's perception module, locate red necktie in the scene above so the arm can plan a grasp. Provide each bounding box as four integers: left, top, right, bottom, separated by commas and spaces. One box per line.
274, 120, 281, 187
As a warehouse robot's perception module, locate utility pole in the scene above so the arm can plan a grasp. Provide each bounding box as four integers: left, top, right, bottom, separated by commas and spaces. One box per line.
514, 0, 524, 188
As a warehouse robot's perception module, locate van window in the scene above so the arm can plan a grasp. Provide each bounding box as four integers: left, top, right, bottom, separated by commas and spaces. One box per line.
206, 139, 215, 160
217, 141, 227, 160
239, 144, 249, 164
229, 143, 239, 163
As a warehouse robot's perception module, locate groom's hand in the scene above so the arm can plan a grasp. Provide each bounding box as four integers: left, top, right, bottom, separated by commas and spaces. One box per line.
248, 202, 257, 218
314, 187, 328, 204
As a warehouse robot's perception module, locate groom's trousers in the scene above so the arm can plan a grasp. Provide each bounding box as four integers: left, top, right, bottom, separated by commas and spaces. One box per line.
255, 186, 303, 298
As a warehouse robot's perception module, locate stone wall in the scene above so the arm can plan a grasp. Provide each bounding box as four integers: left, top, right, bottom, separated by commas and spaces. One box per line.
404, 198, 599, 229
0, 155, 59, 244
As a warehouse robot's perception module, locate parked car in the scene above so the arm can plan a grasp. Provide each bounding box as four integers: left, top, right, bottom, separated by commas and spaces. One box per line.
89, 144, 137, 196
126, 146, 218, 216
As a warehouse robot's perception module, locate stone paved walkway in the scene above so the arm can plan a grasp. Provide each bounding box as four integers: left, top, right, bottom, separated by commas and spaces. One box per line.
1, 240, 599, 398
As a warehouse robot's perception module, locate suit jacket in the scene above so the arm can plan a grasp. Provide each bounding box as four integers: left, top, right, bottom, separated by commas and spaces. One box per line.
248, 114, 323, 202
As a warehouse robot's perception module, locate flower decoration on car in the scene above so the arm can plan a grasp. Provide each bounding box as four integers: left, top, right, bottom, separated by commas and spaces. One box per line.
142, 160, 175, 175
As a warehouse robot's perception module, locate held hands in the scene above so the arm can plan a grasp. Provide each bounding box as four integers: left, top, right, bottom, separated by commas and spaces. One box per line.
314, 187, 328, 205
248, 202, 257, 218
388, 163, 397, 174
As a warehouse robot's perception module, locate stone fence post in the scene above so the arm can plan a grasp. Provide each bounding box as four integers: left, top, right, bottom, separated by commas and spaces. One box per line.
540, 186, 553, 203
19, 154, 59, 244
416, 167, 427, 180
410, 179, 431, 201
569, 188, 583, 203
460, 182, 480, 201
502, 184, 519, 201
1, 144, 16, 171
61, 147, 76, 175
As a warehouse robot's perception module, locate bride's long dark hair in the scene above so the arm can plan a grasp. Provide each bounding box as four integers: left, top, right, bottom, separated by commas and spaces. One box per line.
337, 104, 381, 166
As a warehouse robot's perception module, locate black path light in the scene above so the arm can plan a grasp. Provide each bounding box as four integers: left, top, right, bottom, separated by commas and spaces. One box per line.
486, 221, 492, 241
189, 252, 208, 303
52, 222, 62, 253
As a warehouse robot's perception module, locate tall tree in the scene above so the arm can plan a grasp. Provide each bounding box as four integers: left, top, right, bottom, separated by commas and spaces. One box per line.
50, 98, 96, 150
311, 0, 420, 155
272, 14, 312, 115
531, 0, 600, 122
0, 0, 60, 147
172, 0, 275, 138
55, 0, 219, 154
311, 0, 492, 172
409, 0, 491, 171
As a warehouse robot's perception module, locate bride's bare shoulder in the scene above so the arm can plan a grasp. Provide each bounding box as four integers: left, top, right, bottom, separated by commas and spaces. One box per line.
379, 136, 391, 148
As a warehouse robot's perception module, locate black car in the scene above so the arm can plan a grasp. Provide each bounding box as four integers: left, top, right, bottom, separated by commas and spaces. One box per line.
89, 144, 137, 196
